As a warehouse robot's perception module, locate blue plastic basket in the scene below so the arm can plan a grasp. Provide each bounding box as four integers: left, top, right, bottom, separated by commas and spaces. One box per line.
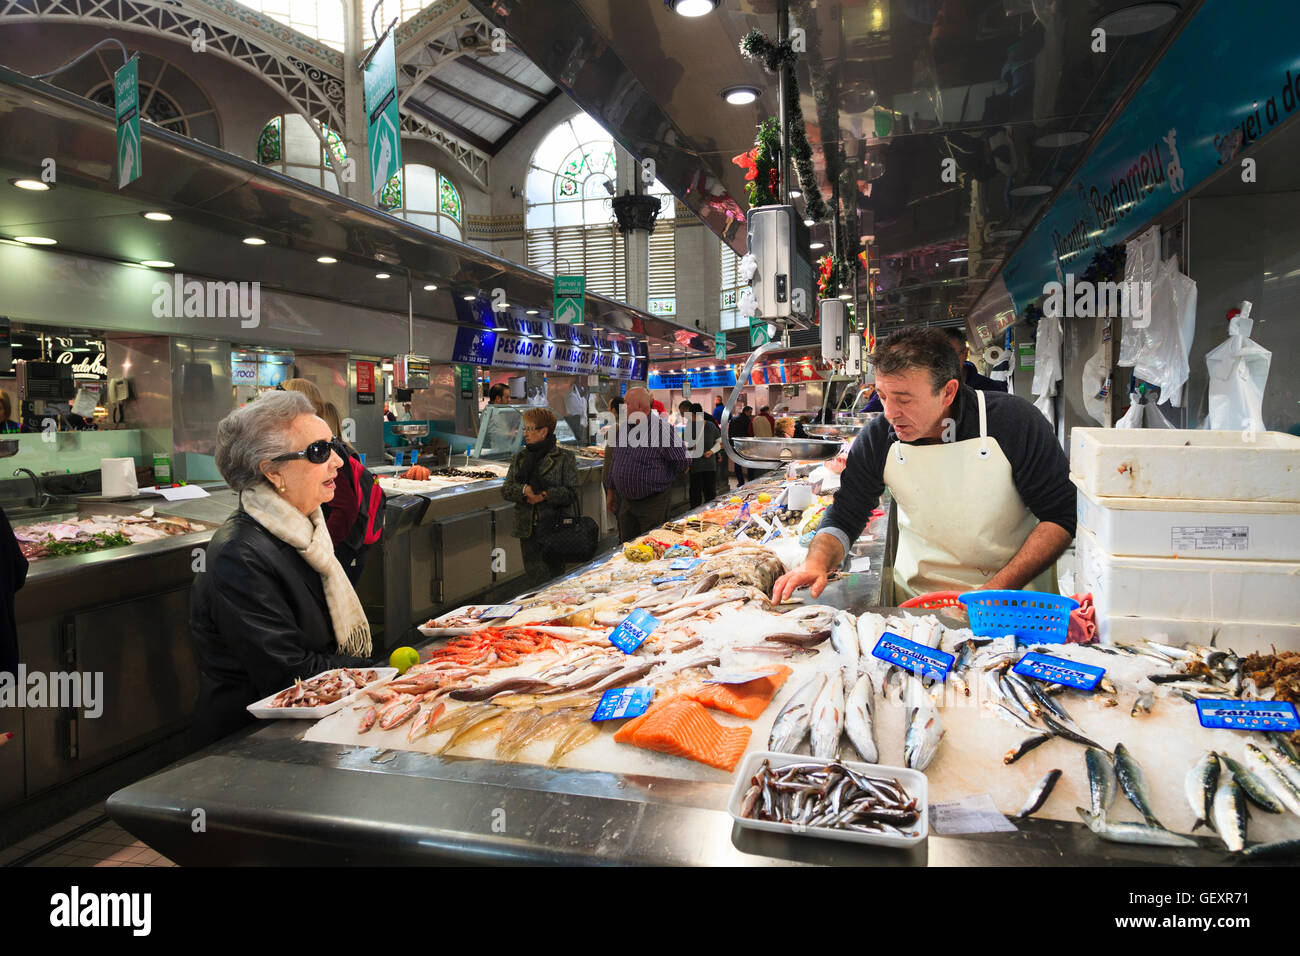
958, 590, 1079, 644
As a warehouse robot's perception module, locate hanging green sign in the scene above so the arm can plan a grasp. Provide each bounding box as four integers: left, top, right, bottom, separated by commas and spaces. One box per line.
748, 317, 771, 348
553, 275, 585, 325
455, 363, 476, 399
714, 331, 727, 360
364, 31, 402, 198
114, 55, 140, 189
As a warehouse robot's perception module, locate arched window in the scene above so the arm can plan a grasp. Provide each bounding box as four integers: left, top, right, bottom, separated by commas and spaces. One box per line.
720, 241, 744, 330
525, 112, 675, 310
257, 113, 347, 193
77, 53, 220, 147
381, 164, 463, 240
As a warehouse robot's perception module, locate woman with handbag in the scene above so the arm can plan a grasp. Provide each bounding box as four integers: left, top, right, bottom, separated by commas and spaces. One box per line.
501, 406, 580, 586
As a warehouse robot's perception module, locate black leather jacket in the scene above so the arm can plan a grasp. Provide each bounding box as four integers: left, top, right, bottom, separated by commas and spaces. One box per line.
189, 509, 372, 746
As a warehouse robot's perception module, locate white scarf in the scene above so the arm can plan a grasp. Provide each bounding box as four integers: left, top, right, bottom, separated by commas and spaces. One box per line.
241, 482, 373, 657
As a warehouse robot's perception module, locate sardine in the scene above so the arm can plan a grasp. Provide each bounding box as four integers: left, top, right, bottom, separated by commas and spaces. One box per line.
1239, 838, 1300, 861
1027, 680, 1075, 724
1211, 767, 1248, 853
1076, 809, 1197, 847
1113, 743, 1164, 828
1185, 752, 1219, 832
1015, 768, 1063, 819
1085, 746, 1117, 819
810, 672, 845, 759
768, 673, 827, 753
903, 674, 944, 771
830, 610, 859, 684
986, 700, 1042, 735
1131, 690, 1155, 717
1004, 733, 1052, 765
844, 674, 879, 764
1260, 738, 1300, 794
1271, 733, 1300, 765
1240, 744, 1300, 815
998, 674, 1036, 724
1004, 672, 1044, 719
1040, 709, 1107, 752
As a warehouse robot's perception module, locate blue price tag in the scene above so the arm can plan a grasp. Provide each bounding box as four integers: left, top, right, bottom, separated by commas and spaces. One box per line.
870, 632, 954, 682
650, 574, 689, 585
1196, 699, 1300, 732
609, 609, 658, 654
359, 453, 367, 466
1013, 652, 1105, 691
474, 604, 521, 620
591, 687, 656, 721
669, 557, 703, 571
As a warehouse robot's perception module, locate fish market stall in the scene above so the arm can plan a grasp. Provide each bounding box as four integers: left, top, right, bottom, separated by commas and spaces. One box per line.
106, 462, 1300, 865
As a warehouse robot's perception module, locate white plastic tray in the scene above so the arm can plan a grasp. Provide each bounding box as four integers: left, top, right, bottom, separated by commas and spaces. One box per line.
727, 751, 928, 848
246, 667, 397, 719
418, 604, 524, 637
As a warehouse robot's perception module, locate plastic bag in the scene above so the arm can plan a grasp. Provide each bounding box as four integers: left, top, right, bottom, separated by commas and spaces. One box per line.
1205, 307, 1271, 432
1131, 255, 1197, 407
1029, 314, 1062, 425
1115, 400, 1143, 429
1081, 344, 1109, 425
1119, 225, 1160, 366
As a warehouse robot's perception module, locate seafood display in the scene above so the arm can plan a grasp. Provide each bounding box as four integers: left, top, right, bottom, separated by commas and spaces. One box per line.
14, 509, 207, 561
268, 669, 379, 708
738, 758, 922, 837
377, 463, 508, 494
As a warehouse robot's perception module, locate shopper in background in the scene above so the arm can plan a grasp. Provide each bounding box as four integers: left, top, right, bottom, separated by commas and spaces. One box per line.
651, 397, 666, 415
0, 392, 20, 433
605, 386, 688, 541
687, 402, 722, 508
191, 391, 374, 746
711, 395, 725, 425
751, 405, 776, 437
675, 399, 693, 429
501, 406, 579, 586
774, 416, 796, 438
0, 504, 28, 680
482, 382, 517, 453
945, 327, 1007, 392
728, 402, 751, 487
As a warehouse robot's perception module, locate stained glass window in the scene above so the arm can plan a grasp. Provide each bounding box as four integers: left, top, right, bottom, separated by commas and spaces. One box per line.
380, 172, 403, 210
385, 165, 461, 240
257, 115, 282, 165
257, 113, 343, 193
439, 174, 461, 222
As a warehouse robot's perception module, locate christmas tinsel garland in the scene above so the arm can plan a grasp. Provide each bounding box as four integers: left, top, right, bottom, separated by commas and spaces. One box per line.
731, 117, 782, 208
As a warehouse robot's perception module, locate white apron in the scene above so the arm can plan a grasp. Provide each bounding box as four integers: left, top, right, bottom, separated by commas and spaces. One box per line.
882, 389, 1055, 602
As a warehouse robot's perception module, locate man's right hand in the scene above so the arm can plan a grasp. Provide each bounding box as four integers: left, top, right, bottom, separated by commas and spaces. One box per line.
605, 489, 618, 515
771, 564, 830, 603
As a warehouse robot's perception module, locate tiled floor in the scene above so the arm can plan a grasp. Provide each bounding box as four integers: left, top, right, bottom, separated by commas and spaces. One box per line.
0, 803, 177, 867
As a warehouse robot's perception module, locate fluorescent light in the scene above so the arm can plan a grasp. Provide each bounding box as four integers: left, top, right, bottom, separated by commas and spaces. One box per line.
243, 236, 266, 245
721, 85, 759, 105
375, 272, 391, 279
140, 260, 174, 268
317, 256, 337, 264
423, 284, 437, 291
949, 256, 968, 263
142, 211, 172, 221
10, 178, 49, 191
13, 236, 56, 245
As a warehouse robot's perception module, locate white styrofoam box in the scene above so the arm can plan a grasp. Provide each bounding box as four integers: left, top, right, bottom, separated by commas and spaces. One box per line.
1076, 527, 1300, 626
1070, 427, 1300, 502
1075, 485, 1300, 560
1103, 615, 1300, 655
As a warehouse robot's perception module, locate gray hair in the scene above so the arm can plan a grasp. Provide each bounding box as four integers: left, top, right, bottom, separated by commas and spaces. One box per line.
215, 390, 314, 491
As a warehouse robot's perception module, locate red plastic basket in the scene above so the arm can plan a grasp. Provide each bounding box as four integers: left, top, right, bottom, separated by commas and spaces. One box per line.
898, 590, 964, 610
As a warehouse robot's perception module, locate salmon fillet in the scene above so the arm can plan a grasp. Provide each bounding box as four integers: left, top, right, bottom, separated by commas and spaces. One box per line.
612, 694, 686, 744
625, 697, 752, 772
688, 666, 792, 720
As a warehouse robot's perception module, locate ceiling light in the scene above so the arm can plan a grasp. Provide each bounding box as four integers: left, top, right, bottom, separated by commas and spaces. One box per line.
140, 260, 174, 268
243, 236, 266, 245
463, 294, 477, 301
838, 293, 852, 300
424, 284, 437, 291
1010, 184, 1053, 197
804, 218, 815, 226
949, 256, 969, 263
317, 256, 337, 264
526, 309, 539, 315
10, 178, 50, 191
789, 189, 802, 198
1033, 130, 1090, 148
669, 0, 719, 17
809, 241, 825, 250
142, 211, 172, 221
721, 85, 760, 105
1095, 2, 1181, 36
375, 272, 390, 279
13, 236, 56, 245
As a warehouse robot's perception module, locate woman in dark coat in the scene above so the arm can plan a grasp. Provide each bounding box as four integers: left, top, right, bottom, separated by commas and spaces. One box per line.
500, 406, 579, 587
190, 391, 373, 747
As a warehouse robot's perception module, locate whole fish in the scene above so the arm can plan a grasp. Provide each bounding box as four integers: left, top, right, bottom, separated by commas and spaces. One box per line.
1015, 769, 1063, 820
903, 674, 944, 771
1040, 709, 1108, 752
449, 676, 555, 702
1184, 752, 1219, 832
768, 673, 827, 753
1211, 768, 1248, 853
1261, 738, 1300, 793
1131, 690, 1155, 717
1004, 733, 1051, 765
1076, 808, 1197, 847
763, 629, 831, 648
1085, 747, 1117, 819
1272, 733, 1300, 765
856, 612, 893, 694
986, 700, 1042, 736
1239, 838, 1300, 861
1239, 745, 1300, 815
909, 615, 943, 649
1027, 680, 1076, 725
810, 672, 845, 759
830, 611, 859, 684
997, 674, 1036, 724
844, 674, 879, 764
1004, 673, 1044, 719
1113, 743, 1164, 828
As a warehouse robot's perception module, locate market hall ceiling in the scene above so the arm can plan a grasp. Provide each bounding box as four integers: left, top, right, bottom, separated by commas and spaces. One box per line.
472, 0, 1196, 328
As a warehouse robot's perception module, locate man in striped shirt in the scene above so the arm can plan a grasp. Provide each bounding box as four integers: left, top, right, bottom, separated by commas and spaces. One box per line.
604, 387, 689, 542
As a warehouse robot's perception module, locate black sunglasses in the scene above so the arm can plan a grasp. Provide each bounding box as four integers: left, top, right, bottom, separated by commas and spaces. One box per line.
272, 437, 341, 465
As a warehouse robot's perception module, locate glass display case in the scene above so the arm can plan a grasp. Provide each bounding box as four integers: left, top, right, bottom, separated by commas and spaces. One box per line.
471, 405, 575, 459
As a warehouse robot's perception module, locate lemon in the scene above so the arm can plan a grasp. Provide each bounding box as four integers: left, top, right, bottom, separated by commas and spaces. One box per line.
389, 646, 419, 675
757, 493, 772, 503
728, 496, 741, 504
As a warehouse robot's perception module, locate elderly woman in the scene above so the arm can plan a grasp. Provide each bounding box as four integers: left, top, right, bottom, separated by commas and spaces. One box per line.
190, 391, 373, 746
501, 406, 579, 586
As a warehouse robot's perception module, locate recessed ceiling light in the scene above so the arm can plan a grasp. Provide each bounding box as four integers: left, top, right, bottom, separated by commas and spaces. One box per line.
140, 260, 174, 268
463, 294, 477, 301
721, 85, 760, 105
423, 283, 437, 291
810, 241, 825, 250
10, 178, 50, 191
317, 256, 337, 264
243, 236, 266, 245
669, 0, 719, 17
526, 309, 539, 315
1010, 184, 1053, 197
1033, 130, 1090, 148
1095, 2, 1180, 36
142, 211, 172, 221
804, 218, 815, 226
375, 272, 390, 279
13, 235, 56, 245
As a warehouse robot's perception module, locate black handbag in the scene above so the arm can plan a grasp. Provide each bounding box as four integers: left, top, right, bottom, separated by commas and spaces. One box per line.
538, 494, 599, 563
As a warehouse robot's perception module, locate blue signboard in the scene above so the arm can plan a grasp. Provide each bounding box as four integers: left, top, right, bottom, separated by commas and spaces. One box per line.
1196, 699, 1299, 732
591, 687, 655, 721
1000, 0, 1300, 313
870, 632, 954, 682
648, 369, 738, 390
450, 326, 639, 378
609, 609, 659, 654
1013, 652, 1105, 691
